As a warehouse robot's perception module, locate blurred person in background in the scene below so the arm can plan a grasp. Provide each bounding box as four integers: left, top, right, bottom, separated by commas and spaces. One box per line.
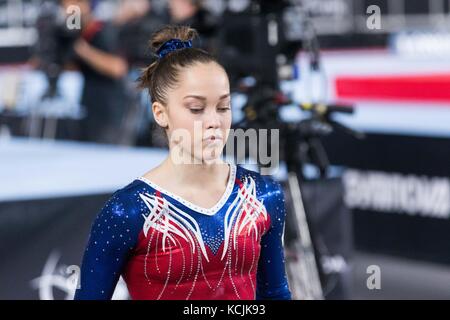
114, 0, 167, 68
113, 0, 168, 146
114, 0, 152, 25
50, 0, 129, 144
167, 0, 218, 51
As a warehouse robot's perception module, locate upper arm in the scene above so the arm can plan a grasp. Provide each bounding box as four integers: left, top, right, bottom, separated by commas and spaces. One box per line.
256, 180, 292, 300
74, 192, 141, 300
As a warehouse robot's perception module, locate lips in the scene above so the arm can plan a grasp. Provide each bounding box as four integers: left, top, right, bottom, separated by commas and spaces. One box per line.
203, 135, 223, 146
203, 135, 222, 141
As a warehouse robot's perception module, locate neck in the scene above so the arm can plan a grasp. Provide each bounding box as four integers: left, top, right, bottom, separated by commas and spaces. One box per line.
163, 150, 229, 188
81, 15, 94, 28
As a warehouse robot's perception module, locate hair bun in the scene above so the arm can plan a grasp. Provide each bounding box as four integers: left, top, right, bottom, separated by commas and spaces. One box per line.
137, 24, 219, 106
150, 25, 198, 57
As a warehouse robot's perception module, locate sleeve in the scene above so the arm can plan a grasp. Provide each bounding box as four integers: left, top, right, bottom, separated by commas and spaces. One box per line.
74, 191, 142, 300
256, 179, 292, 300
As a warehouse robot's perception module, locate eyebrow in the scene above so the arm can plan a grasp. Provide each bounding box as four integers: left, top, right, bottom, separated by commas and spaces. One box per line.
183, 94, 230, 101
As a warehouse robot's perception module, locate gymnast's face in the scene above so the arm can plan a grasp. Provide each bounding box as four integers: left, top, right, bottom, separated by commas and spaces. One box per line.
155, 61, 232, 164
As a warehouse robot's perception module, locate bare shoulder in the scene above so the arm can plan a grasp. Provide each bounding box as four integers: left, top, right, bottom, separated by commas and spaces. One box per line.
141, 163, 169, 185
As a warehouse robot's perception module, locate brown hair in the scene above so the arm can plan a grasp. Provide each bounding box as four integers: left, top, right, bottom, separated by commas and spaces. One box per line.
137, 25, 220, 105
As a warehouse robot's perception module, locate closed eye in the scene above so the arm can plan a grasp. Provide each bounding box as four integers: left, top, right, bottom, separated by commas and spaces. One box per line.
218, 104, 231, 112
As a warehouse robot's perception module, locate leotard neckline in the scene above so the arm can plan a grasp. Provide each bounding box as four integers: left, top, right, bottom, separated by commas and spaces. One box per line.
137, 162, 237, 216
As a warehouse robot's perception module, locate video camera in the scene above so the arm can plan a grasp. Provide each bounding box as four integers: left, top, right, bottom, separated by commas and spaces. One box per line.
217, 0, 303, 88
33, 0, 81, 98
118, 11, 166, 68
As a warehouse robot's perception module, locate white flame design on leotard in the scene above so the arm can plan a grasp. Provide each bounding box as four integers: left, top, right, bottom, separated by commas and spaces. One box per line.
138, 175, 269, 299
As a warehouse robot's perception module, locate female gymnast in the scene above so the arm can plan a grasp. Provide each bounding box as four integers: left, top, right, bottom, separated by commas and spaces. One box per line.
74, 25, 291, 300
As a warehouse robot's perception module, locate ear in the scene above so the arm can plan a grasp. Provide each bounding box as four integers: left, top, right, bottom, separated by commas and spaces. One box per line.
152, 101, 169, 129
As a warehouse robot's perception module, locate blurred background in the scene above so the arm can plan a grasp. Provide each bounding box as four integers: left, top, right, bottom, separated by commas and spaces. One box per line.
1, 0, 450, 300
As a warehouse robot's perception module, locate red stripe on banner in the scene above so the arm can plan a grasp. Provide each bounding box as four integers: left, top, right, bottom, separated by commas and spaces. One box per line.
335, 74, 450, 103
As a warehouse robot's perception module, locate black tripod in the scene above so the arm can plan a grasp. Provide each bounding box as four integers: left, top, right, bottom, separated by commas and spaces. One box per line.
235, 86, 364, 299
282, 102, 365, 299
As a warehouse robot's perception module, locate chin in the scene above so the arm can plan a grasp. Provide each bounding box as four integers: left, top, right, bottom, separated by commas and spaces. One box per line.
201, 151, 223, 164
203, 157, 223, 165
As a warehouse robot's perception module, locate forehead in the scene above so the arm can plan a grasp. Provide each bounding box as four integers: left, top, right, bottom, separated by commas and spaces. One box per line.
175, 62, 229, 96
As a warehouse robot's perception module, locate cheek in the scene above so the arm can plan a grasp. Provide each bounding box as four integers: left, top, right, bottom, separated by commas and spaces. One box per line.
222, 113, 232, 132
168, 106, 190, 127
224, 113, 232, 126
168, 109, 199, 145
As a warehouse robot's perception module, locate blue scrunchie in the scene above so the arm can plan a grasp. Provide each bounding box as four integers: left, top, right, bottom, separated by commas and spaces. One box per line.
156, 39, 193, 59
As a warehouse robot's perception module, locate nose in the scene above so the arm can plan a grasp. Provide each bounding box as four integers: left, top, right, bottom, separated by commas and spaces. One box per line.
204, 109, 221, 130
